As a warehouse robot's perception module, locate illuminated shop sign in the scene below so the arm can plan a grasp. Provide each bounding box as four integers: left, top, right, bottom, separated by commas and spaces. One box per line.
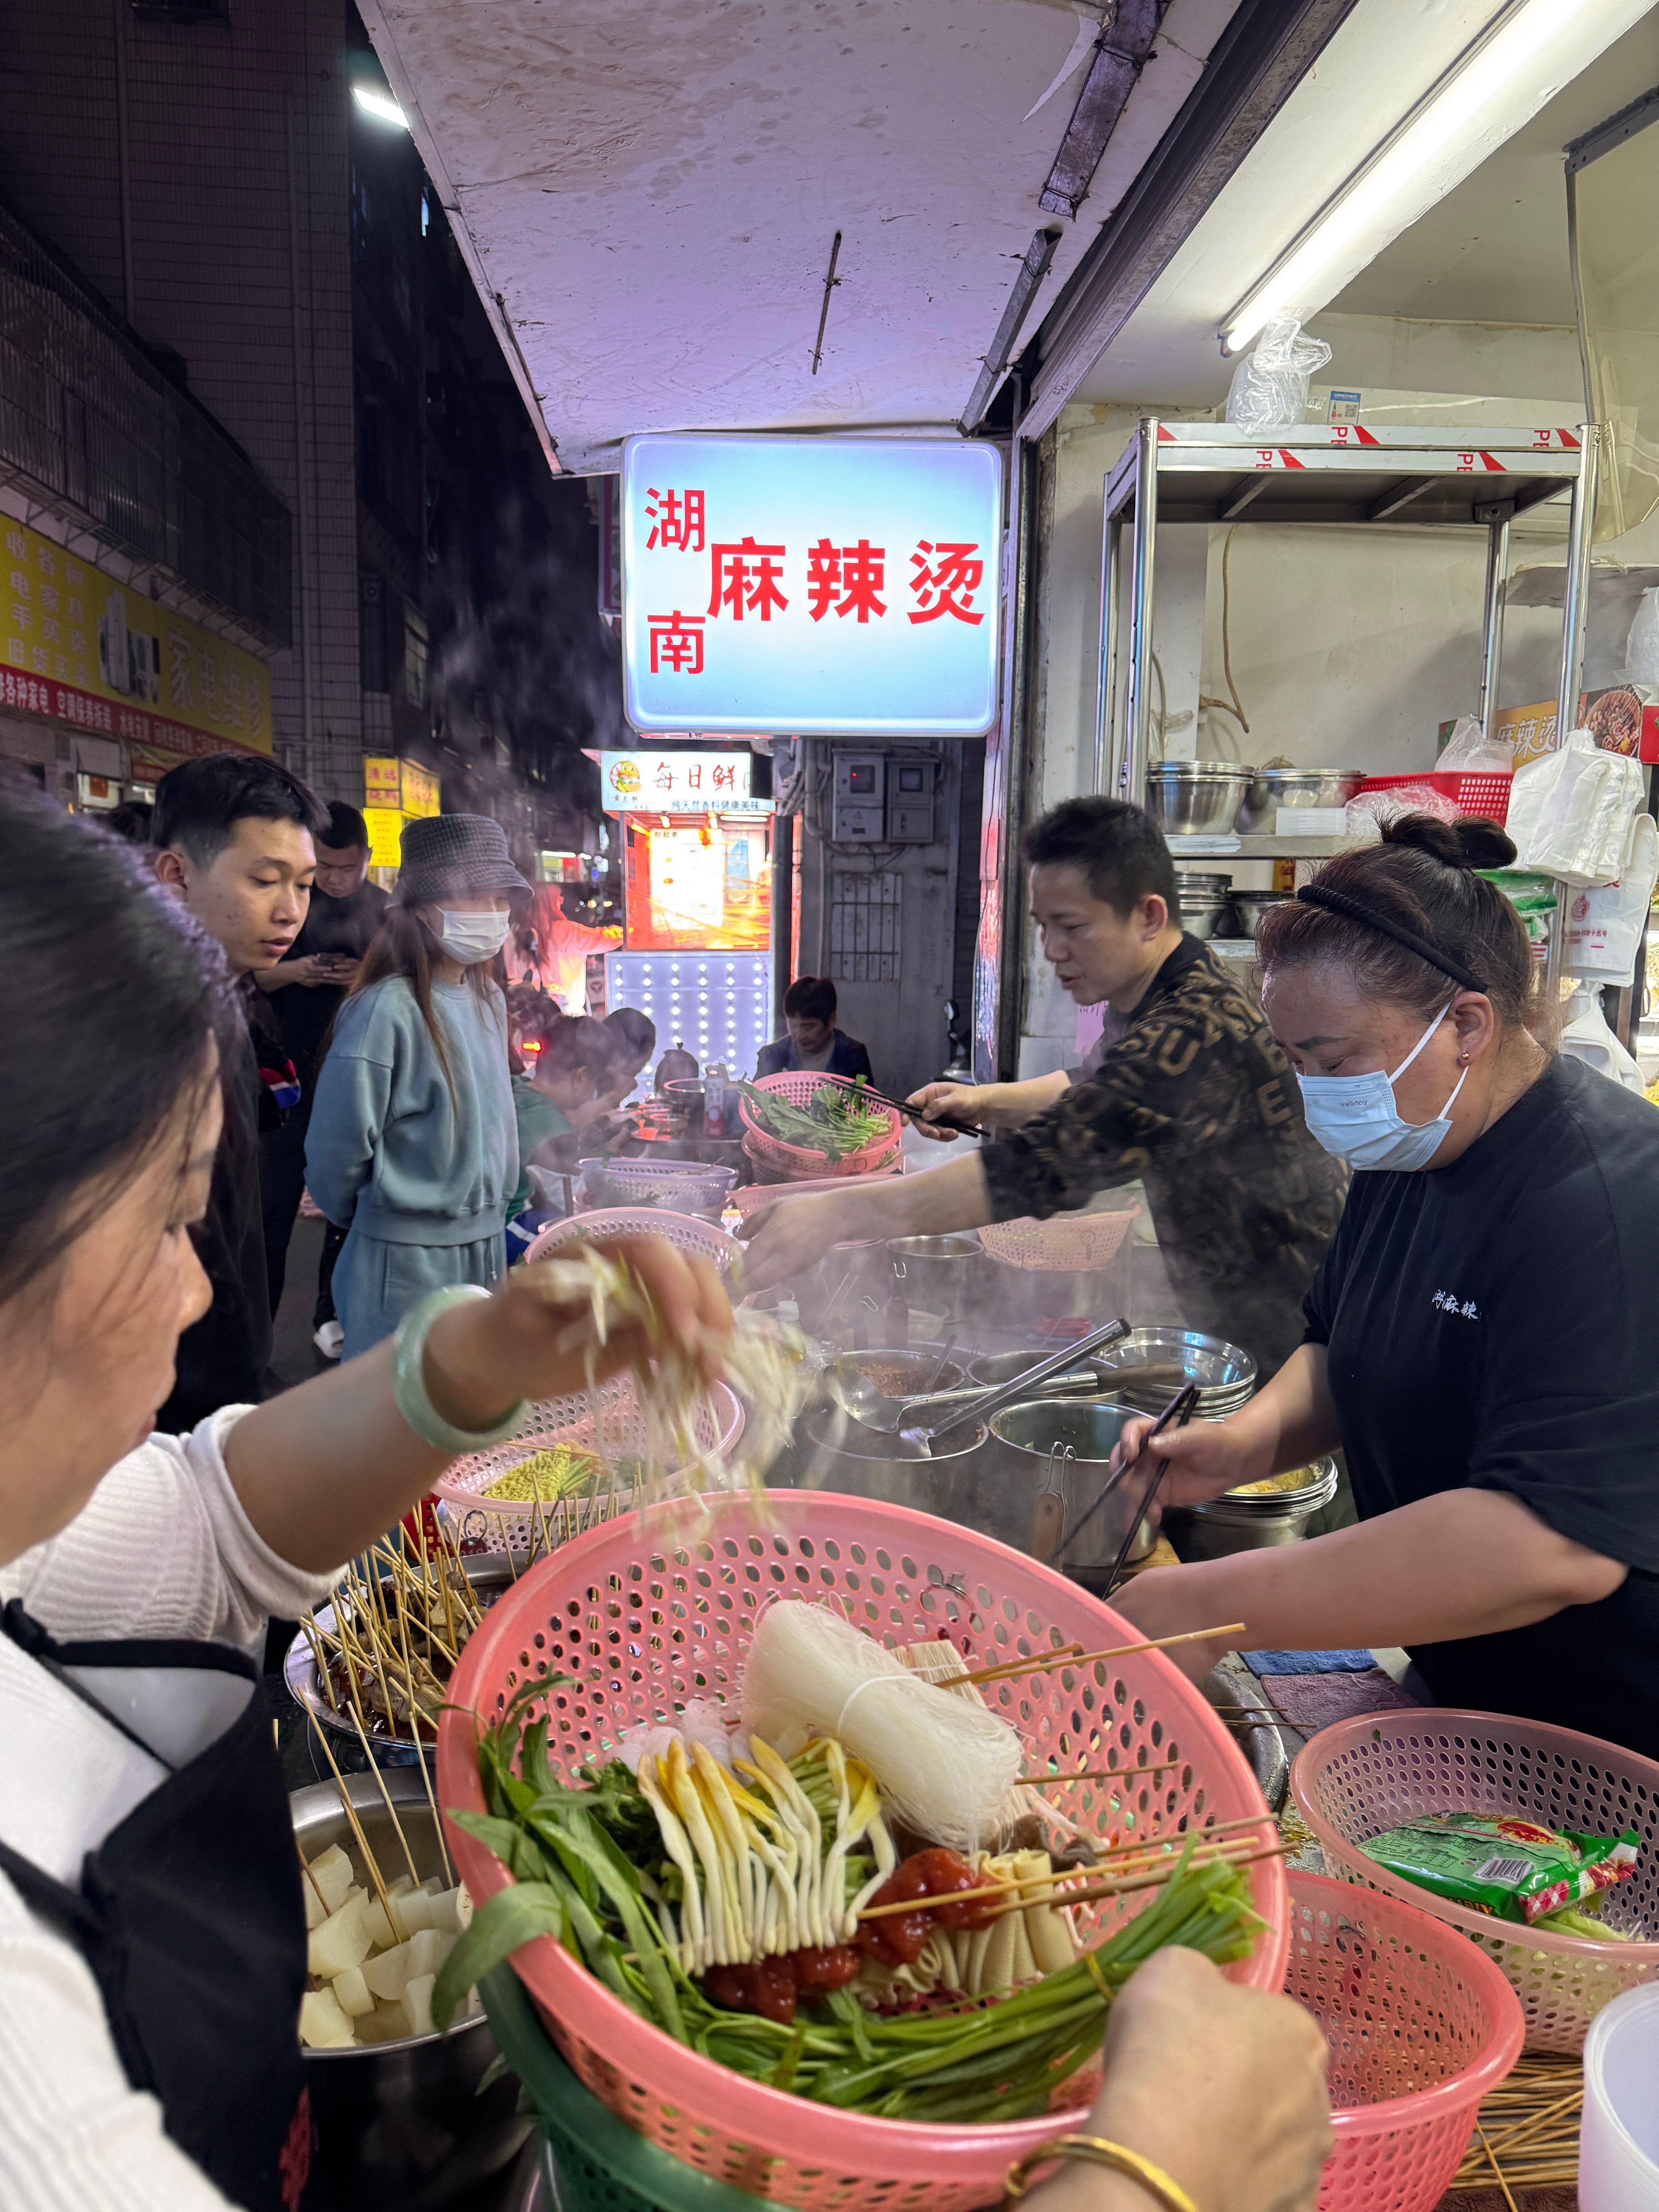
598, 749, 771, 815
621, 434, 1002, 738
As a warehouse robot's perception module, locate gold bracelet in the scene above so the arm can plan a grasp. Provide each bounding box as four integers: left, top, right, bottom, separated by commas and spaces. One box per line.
1003, 2136, 1199, 2212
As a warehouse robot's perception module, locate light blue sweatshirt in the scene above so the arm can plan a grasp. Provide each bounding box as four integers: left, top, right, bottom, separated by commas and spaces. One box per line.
306, 975, 517, 1354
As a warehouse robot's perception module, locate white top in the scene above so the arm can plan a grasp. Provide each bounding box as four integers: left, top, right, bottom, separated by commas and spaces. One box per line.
0, 1408, 338, 2211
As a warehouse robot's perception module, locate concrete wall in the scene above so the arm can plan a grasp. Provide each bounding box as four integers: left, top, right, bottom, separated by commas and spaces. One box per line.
0, 0, 362, 796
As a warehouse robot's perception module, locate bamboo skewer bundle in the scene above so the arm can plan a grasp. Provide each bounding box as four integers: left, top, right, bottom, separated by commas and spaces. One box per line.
1449, 2052, 1583, 2194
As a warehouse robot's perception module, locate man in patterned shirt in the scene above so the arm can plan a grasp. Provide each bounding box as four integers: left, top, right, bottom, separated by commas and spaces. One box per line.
740, 796, 1346, 1376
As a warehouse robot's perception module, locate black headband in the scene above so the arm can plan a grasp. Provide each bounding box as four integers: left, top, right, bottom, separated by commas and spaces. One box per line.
1294, 884, 1485, 994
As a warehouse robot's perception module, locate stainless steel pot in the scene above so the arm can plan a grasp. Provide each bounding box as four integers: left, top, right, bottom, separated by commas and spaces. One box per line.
797, 1405, 988, 1512
1144, 762, 1254, 836
885, 1233, 987, 1321
1233, 768, 1365, 833
293, 1768, 532, 2211
1166, 1458, 1338, 1558
1230, 892, 1290, 938
975, 1397, 1157, 1573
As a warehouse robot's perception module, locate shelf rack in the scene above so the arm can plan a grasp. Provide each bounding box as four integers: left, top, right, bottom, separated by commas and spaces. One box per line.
1093, 419, 1600, 982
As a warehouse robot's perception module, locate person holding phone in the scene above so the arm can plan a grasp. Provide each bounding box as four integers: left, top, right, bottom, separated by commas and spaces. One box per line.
251, 801, 389, 1341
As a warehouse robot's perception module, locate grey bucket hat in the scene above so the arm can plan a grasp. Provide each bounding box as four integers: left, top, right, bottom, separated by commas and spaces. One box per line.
394, 812, 534, 905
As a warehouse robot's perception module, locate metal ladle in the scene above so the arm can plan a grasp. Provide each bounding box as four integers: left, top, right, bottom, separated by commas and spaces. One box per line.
826, 1315, 1132, 1440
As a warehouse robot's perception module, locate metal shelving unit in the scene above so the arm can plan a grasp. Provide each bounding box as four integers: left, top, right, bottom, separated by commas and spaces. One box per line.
1093, 419, 1600, 983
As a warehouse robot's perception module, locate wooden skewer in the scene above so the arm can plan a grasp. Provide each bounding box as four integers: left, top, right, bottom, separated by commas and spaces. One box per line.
300, 1614, 340, 1711
304, 1707, 396, 1922
1025, 1842, 1291, 1917
939, 1624, 1248, 1690
856, 1834, 1270, 1921
1477, 2123, 1522, 2212
1017, 1762, 1185, 1786
341, 1670, 423, 1888
394, 1544, 455, 1887
275, 1717, 330, 1913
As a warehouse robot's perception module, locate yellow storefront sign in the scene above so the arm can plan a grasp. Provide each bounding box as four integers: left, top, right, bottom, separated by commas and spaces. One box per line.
364, 756, 440, 817
363, 807, 410, 870
0, 513, 271, 756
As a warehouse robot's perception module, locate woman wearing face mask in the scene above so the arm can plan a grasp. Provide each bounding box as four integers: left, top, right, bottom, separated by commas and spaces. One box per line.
306, 815, 526, 1358
1112, 813, 1659, 1757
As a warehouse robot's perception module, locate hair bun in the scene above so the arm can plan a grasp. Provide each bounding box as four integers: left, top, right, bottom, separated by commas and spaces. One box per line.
1381, 811, 1516, 872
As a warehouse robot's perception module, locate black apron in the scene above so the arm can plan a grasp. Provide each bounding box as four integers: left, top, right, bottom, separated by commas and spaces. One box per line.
0, 1600, 311, 2211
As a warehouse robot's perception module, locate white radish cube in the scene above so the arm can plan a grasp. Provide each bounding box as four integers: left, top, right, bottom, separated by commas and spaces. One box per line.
403, 1972, 436, 2038
331, 1965, 374, 2018
417, 1875, 445, 1895
302, 1872, 328, 1931
362, 1941, 412, 2002
406, 1927, 457, 1980
299, 1988, 357, 2049
361, 1901, 397, 1953
307, 1894, 371, 1980
429, 1887, 466, 1935
357, 1999, 410, 2045
392, 1887, 434, 1939
387, 1874, 415, 1899
309, 1845, 356, 1915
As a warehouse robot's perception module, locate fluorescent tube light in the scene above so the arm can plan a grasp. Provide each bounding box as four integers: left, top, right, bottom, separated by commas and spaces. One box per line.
1223, 0, 1618, 353
353, 84, 409, 130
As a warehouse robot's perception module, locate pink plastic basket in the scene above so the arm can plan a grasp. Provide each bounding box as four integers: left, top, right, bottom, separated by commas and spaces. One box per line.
431, 1380, 745, 1555
438, 1491, 1288, 2212
978, 1209, 1139, 1272
524, 1209, 743, 1276
1355, 771, 1511, 826
1292, 1709, 1659, 2053
1286, 1872, 1523, 2212
740, 1073, 902, 1180
728, 1165, 903, 1219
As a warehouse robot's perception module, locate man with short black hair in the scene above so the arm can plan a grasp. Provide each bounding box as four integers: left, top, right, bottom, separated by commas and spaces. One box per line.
756, 975, 875, 1080
742, 796, 1346, 1379
251, 797, 390, 1344
152, 752, 328, 1424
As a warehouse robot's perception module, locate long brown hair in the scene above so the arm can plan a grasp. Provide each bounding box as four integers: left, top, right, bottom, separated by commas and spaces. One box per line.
332, 904, 504, 1104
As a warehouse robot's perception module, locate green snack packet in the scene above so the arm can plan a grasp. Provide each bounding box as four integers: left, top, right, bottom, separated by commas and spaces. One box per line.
1359, 1811, 1640, 1925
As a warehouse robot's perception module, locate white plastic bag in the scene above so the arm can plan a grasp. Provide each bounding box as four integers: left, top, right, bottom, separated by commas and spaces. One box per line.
1505, 728, 1647, 886
1438, 714, 1515, 773
1565, 814, 1659, 976
1224, 317, 1334, 433
1625, 588, 1659, 689
1558, 983, 1649, 1096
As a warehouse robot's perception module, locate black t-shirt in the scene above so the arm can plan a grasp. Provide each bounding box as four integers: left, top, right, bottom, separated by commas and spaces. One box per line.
268, 880, 389, 1092
1304, 1052, 1659, 1757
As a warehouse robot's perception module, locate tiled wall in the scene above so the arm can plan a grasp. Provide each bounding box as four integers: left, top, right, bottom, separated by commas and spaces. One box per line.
0, 0, 362, 799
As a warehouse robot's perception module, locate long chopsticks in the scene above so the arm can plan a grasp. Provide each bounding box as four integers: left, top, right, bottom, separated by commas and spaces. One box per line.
850, 1078, 985, 1139
934, 1621, 1246, 1690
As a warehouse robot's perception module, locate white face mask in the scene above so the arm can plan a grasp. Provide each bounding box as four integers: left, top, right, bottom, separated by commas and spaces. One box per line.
436, 907, 510, 965
1296, 1001, 1468, 1172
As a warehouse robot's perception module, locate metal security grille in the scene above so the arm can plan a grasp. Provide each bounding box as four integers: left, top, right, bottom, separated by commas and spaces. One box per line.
829, 870, 902, 981
0, 201, 291, 644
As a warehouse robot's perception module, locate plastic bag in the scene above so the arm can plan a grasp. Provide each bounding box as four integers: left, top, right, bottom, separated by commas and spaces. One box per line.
1560, 982, 1649, 1094
1506, 728, 1647, 886
1224, 317, 1333, 433
1565, 814, 1659, 977
1345, 784, 1458, 835
1360, 1812, 1639, 1926
1439, 714, 1515, 773
1625, 587, 1659, 688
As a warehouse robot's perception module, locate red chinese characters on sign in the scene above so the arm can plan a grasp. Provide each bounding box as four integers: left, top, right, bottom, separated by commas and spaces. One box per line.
645, 488, 706, 552
648, 611, 704, 674
805, 538, 887, 623
908, 541, 984, 625
708, 539, 788, 622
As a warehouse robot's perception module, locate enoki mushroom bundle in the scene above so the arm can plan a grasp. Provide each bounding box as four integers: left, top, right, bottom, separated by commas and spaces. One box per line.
741, 1602, 1023, 1854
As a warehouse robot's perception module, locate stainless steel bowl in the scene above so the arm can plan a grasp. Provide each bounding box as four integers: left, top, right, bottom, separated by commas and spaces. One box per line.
1144, 763, 1254, 836
884, 1232, 987, 1321
1166, 1458, 1339, 1558
1230, 893, 1290, 938
1173, 869, 1234, 895
797, 1405, 988, 1512
1183, 901, 1234, 942
1088, 1326, 1257, 1415
1233, 769, 1365, 833
294, 1769, 532, 2210
977, 1396, 1157, 1573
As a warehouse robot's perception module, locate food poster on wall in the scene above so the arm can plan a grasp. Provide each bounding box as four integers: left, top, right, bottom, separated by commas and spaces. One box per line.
0, 513, 272, 756
622, 816, 773, 952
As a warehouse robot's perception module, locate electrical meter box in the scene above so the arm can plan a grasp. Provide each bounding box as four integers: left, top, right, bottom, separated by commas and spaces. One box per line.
886, 759, 934, 842
831, 753, 885, 842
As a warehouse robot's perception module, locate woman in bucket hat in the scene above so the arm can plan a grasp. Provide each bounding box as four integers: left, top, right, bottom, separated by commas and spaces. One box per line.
305, 814, 532, 1356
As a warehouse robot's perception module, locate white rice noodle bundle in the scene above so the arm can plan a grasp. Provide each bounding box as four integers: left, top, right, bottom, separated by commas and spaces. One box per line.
898, 1638, 1087, 1852
741, 1602, 1022, 1853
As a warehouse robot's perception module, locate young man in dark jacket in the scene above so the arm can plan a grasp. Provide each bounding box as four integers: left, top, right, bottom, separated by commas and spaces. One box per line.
151, 752, 326, 1425
755, 975, 875, 1082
